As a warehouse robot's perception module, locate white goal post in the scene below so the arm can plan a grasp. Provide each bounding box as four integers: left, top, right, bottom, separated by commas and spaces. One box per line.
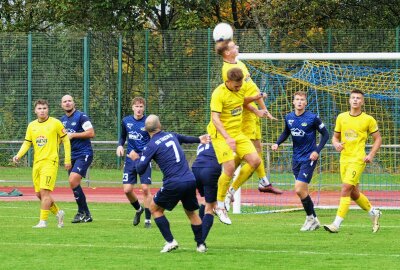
230, 52, 400, 214
237, 52, 400, 60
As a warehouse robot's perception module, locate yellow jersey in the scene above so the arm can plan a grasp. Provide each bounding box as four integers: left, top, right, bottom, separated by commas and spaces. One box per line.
18, 117, 71, 164
222, 60, 259, 122
207, 82, 245, 138
334, 112, 378, 164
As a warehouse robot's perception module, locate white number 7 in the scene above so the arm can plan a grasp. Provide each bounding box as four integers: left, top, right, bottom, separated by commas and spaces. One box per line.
165, 141, 181, 162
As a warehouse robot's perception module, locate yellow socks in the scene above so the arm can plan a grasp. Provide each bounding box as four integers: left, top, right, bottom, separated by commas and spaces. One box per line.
231, 163, 256, 191
217, 172, 232, 202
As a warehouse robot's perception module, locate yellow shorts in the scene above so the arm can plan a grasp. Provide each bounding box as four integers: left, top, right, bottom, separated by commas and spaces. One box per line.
242, 118, 261, 140
212, 133, 257, 164
340, 162, 366, 186
32, 160, 59, 192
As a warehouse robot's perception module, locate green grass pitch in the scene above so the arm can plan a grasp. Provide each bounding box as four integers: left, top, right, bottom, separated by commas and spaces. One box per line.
0, 201, 399, 269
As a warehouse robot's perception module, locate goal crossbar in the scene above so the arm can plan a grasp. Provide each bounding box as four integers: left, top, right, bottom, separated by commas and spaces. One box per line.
237, 52, 400, 60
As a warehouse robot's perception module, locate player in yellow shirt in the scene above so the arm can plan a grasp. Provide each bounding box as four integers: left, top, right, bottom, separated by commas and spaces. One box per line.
324, 90, 382, 233
13, 99, 71, 228
207, 67, 261, 225
215, 40, 283, 203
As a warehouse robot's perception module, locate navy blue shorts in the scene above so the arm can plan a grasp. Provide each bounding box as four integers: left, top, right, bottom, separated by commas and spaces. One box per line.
69, 155, 93, 178
122, 157, 152, 185
153, 181, 199, 211
192, 167, 220, 203
292, 159, 318, 183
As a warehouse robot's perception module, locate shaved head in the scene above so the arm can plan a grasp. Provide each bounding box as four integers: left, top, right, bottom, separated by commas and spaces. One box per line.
145, 114, 161, 134
61, 94, 75, 114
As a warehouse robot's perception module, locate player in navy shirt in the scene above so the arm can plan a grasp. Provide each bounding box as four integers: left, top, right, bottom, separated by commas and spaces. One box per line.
61, 95, 95, 223
192, 142, 221, 250
131, 114, 210, 253
271, 91, 329, 231
116, 97, 152, 227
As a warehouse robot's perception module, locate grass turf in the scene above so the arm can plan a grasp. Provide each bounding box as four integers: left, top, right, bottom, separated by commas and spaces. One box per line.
0, 201, 399, 269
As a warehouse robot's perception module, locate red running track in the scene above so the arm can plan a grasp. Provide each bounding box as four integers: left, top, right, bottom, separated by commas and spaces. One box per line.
1, 186, 399, 208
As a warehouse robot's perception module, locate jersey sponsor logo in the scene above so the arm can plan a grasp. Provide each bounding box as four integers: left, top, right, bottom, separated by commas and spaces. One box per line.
344, 129, 358, 141
288, 120, 294, 126
128, 131, 143, 140
290, 128, 305, 137
36, 136, 47, 146
231, 106, 242, 116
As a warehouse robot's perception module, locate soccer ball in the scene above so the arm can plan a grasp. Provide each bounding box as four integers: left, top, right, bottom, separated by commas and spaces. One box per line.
213, 23, 233, 42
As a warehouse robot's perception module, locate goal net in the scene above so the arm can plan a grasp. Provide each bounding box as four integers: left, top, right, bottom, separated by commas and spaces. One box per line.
234, 53, 400, 213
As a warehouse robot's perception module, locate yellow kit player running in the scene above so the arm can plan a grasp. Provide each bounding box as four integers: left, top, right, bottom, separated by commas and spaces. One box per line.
215, 40, 282, 200
324, 90, 382, 233
207, 67, 261, 225
13, 99, 71, 228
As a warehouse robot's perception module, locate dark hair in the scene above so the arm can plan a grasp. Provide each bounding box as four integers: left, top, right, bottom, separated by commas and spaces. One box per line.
215, 40, 231, 56
131, 97, 146, 107
350, 89, 364, 96
227, 68, 244, 82
34, 99, 49, 108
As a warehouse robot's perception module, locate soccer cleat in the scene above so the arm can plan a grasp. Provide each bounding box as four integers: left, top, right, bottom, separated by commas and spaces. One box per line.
213, 207, 232, 225
160, 239, 179, 253
144, 220, 152, 229
196, 243, 207, 253
323, 223, 339, 233
300, 216, 320, 231
71, 212, 85, 223
83, 213, 93, 223
32, 220, 48, 228
371, 209, 382, 233
224, 190, 234, 212
56, 210, 65, 228
133, 207, 144, 226
258, 184, 283, 195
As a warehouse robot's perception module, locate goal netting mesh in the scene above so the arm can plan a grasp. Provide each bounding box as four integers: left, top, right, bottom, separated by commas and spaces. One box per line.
236, 57, 400, 213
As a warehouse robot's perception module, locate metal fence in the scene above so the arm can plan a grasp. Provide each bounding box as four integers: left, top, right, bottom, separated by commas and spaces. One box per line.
1, 29, 400, 169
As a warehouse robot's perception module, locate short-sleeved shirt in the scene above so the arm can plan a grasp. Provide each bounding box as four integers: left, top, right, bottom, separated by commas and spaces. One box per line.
60, 110, 93, 159
24, 117, 69, 164
222, 60, 259, 124
207, 82, 245, 138
334, 112, 378, 164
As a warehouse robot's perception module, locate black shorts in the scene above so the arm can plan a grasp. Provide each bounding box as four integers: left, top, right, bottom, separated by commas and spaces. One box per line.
154, 180, 199, 211
193, 167, 221, 203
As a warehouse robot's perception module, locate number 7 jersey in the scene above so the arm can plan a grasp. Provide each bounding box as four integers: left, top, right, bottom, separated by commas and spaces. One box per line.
136, 131, 200, 184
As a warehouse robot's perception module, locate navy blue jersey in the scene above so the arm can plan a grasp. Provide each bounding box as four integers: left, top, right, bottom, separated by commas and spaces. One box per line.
60, 110, 93, 159
276, 111, 329, 162
192, 143, 220, 170
136, 131, 198, 185
119, 115, 150, 153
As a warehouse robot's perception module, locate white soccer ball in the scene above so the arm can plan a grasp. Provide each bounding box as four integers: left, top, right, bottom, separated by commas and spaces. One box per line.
213, 23, 233, 42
